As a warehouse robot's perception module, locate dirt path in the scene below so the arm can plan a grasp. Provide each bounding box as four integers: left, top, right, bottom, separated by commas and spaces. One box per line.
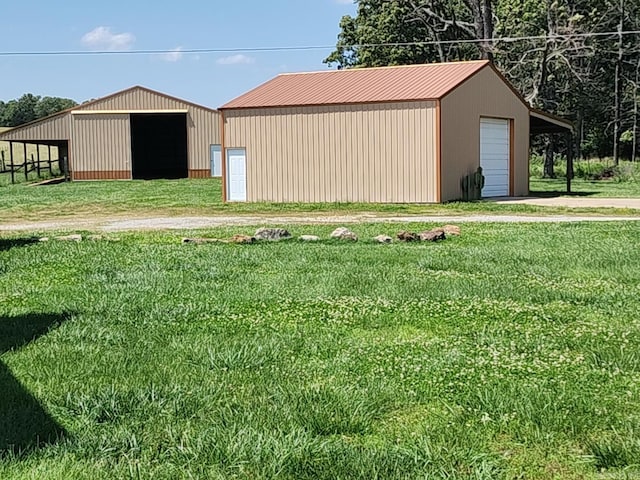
1, 213, 639, 233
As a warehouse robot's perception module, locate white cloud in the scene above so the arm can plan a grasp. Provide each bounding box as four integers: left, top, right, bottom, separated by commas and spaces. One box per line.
81, 26, 136, 51
217, 54, 255, 65
161, 47, 184, 62
334, 0, 353, 4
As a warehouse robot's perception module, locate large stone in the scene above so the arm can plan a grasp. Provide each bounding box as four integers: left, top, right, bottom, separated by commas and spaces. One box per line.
330, 227, 358, 241
374, 234, 393, 244
254, 227, 292, 241
299, 235, 320, 242
420, 229, 446, 242
55, 234, 82, 242
231, 234, 256, 244
396, 231, 419, 242
442, 225, 461, 236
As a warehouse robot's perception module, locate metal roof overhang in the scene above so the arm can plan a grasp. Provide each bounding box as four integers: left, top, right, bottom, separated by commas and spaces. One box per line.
0, 137, 67, 147
530, 109, 573, 134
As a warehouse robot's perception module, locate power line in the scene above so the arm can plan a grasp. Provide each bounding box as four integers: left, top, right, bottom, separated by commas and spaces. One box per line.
0, 30, 639, 57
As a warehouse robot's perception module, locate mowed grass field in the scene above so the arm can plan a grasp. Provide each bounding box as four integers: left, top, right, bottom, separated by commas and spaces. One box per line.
530, 159, 640, 198
1, 222, 640, 479
2, 178, 640, 225
530, 177, 640, 198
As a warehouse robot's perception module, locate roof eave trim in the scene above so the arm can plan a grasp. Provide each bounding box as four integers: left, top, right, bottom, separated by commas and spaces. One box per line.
219, 98, 442, 111
434, 61, 493, 101
530, 109, 574, 132
71, 109, 190, 115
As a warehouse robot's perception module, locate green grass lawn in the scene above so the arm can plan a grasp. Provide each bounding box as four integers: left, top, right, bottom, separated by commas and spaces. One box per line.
1, 223, 640, 479
531, 177, 640, 198
530, 159, 640, 198
2, 178, 640, 225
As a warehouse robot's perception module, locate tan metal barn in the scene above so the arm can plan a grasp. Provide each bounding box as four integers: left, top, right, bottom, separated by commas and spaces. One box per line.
0, 86, 221, 181
220, 60, 572, 203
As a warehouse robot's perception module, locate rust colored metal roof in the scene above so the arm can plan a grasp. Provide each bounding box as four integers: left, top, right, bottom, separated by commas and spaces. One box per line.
220, 60, 490, 109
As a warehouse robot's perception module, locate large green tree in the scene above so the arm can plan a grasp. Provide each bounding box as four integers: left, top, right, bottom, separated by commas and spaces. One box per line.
325, 0, 640, 164
0, 94, 77, 127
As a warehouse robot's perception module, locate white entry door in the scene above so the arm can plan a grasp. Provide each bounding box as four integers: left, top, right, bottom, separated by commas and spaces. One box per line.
226, 148, 247, 202
480, 118, 510, 197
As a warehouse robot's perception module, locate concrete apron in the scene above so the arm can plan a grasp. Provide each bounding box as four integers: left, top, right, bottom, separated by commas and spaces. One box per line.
492, 196, 640, 209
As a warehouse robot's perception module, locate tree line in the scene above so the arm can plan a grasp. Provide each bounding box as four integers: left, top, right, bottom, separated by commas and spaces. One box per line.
0, 94, 77, 128
325, 0, 640, 175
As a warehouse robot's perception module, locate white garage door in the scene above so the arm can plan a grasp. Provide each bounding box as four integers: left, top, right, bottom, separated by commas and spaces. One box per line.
480, 118, 510, 197
226, 148, 247, 202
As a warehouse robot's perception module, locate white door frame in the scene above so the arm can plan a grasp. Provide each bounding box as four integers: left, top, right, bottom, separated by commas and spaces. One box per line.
226, 148, 247, 202
210, 144, 222, 177
480, 117, 512, 198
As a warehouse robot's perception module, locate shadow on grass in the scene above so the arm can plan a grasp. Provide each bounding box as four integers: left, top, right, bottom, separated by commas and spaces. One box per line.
0, 238, 40, 252
0, 312, 70, 455
529, 190, 598, 198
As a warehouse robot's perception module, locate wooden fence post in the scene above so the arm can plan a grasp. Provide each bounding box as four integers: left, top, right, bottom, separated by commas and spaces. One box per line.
23, 143, 28, 181
9, 141, 15, 184
566, 132, 573, 194
47, 145, 52, 175
36, 145, 41, 178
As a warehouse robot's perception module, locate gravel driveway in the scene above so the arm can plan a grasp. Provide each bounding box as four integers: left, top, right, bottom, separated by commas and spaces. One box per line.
1, 213, 639, 233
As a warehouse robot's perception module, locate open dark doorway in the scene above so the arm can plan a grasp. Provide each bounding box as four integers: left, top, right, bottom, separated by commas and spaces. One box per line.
130, 114, 188, 179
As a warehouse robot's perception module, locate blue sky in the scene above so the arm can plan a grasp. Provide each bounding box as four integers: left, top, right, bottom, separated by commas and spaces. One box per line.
0, 0, 356, 108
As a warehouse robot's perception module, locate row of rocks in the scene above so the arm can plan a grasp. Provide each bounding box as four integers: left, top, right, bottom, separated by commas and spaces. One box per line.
332, 225, 460, 243
183, 225, 460, 245
182, 228, 293, 245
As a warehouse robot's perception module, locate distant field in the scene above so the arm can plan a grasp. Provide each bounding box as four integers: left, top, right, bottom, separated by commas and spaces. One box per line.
1, 223, 639, 478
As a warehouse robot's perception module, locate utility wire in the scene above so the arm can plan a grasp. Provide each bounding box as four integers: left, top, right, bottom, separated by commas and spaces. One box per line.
1, 30, 639, 57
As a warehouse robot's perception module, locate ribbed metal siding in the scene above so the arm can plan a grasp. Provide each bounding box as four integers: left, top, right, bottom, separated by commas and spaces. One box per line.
225, 101, 438, 203
72, 114, 131, 174
440, 67, 530, 201
187, 107, 219, 170
0, 113, 70, 141
78, 89, 220, 171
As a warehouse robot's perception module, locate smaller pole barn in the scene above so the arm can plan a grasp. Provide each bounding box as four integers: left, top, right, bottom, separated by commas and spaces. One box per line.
0, 86, 221, 181
219, 60, 572, 203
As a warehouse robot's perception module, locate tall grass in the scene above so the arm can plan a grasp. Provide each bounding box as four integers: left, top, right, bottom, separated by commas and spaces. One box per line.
1, 222, 640, 478
530, 155, 640, 182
